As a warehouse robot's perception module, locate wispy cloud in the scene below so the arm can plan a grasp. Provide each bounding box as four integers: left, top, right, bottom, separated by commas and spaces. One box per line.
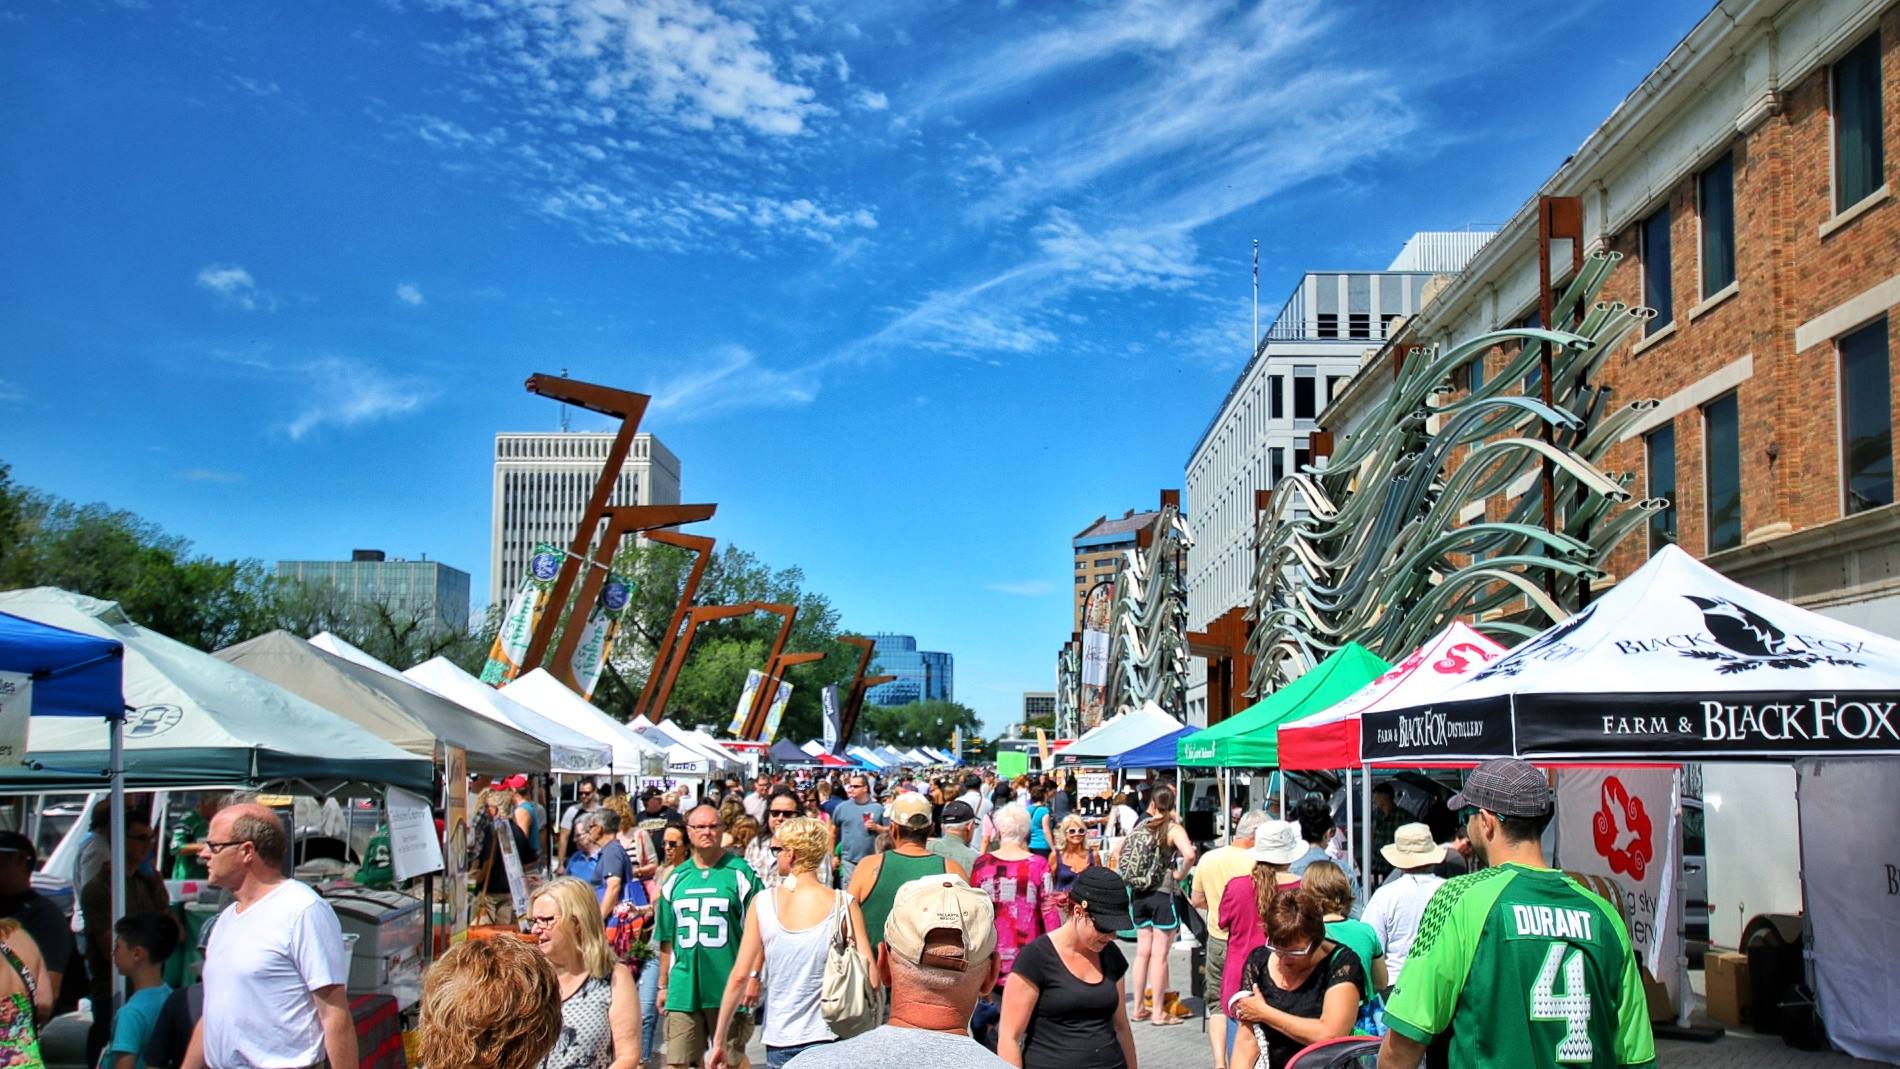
395, 282, 424, 306
283, 357, 435, 440
230, 75, 281, 98
195, 264, 276, 311
177, 468, 242, 483
0, 379, 22, 404
986, 580, 1056, 597
648, 344, 820, 420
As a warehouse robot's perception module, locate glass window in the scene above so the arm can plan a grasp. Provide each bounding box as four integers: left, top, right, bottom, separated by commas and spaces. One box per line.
1642, 207, 1673, 331
1841, 317, 1893, 514
1269, 377, 1285, 420
1646, 423, 1678, 553
1833, 32, 1886, 213
1269, 448, 1285, 486
1703, 393, 1742, 552
1348, 313, 1372, 338
1699, 152, 1736, 297
1293, 376, 1317, 420
1467, 352, 1487, 393
1316, 314, 1340, 339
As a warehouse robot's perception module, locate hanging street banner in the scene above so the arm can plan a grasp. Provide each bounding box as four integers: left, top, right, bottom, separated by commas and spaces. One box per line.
0, 672, 31, 764
569, 570, 636, 701
729, 670, 766, 737
1360, 545, 1900, 762
1552, 768, 1681, 1005
1080, 580, 1114, 734
951, 726, 962, 761
820, 684, 843, 753
762, 680, 793, 743
480, 543, 563, 685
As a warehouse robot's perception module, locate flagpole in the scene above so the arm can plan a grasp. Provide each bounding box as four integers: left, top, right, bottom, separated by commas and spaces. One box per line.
1252, 239, 1260, 354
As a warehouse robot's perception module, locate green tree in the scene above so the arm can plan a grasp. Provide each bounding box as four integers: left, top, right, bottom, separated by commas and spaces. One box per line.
859, 699, 983, 749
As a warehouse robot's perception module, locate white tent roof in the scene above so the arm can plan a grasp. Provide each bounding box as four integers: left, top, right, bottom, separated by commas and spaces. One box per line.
307, 631, 408, 681
405, 658, 613, 774
1362, 544, 1900, 762
667, 721, 748, 771
1061, 700, 1183, 760
847, 745, 887, 768
631, 721, 723, 776
500, 669, 666, 776
800, 739, 825, 756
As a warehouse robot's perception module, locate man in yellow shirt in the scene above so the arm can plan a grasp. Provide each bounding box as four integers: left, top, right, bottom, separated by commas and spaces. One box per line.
1189, 810, 1271, 1069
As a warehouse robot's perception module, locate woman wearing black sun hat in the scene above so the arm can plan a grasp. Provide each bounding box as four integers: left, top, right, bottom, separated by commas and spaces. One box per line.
997, 864, 1138, 1069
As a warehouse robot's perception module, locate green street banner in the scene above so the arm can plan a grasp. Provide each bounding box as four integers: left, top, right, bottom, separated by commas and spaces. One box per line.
569, 570, 636, 701
762, 680, 793, 743
480, 543, 562, 685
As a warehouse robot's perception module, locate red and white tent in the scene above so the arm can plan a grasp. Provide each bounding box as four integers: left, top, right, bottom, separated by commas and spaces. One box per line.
1277, 622, 1506, 770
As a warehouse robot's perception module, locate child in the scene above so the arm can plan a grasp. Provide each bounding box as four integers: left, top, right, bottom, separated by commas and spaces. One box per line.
100, 912, 179, 1069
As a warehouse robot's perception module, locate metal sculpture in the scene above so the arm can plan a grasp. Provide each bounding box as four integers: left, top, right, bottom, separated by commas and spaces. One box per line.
837, 636, 890, 750
634, 530, 716, 721
646, 603, 757, 720
547, 503, 715, 692
1242, 236, 1661, 695
1100, 490, 1194, 721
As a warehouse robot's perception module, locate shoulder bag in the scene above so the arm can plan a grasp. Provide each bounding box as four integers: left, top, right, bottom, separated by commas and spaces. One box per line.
818, 890, 881, 1038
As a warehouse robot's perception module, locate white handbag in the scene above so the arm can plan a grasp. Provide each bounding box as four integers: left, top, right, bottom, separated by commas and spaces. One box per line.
818, 890, 882, 1037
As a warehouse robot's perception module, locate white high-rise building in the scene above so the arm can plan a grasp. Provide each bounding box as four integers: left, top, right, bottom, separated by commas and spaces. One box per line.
1182, 234, 1491, 725
489, 432, 681, 608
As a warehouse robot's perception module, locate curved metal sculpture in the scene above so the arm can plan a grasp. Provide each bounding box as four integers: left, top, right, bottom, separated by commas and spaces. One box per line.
1103, 503, 1195, 718
1244, 249, 1661, 694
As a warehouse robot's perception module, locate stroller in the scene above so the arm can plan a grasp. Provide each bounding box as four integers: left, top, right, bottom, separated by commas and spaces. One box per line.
1282, 1036, 1382, 1069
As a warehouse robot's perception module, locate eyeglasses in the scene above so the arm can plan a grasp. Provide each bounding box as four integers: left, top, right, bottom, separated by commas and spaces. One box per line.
769, 807, 798, 817
1065, 829, 1086, 836
1459, 806, 1483, 824
1266, 942, 1321, 958
202, 840, 250, 855
528, 914, 560, 929
687, 823, 721, 832
663, 840, 685, 851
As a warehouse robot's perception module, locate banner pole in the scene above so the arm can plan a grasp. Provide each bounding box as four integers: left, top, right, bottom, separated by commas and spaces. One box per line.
1361, 765, 1373, 892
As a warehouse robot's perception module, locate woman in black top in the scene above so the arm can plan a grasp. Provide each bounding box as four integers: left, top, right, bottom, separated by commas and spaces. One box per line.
1228, 890, 1364, 1069
998, 865, 1137, 1069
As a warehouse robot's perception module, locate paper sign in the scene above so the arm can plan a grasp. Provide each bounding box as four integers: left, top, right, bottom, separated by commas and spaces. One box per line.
0, 673, 28, 765
1077, 771, 1112, 798
495, 816, 530, 919
386, 786, 444, 882
996, 751, 1028, 779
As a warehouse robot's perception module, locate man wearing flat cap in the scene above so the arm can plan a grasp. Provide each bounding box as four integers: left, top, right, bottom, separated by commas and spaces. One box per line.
1378, 758, 1655, 1069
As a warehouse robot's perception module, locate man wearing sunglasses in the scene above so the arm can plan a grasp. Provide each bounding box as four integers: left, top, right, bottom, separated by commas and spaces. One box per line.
555, 779, 600, 869
1378, 759, 1655, 1069
182, 803, 357, 1069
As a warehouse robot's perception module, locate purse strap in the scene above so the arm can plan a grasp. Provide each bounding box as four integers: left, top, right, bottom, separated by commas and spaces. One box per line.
832, 890, 853, 951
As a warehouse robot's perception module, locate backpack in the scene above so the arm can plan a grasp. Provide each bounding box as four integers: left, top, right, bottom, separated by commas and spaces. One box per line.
1119, 825, 1168, 892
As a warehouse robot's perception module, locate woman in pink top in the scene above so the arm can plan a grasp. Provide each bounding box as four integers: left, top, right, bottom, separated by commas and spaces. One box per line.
1216, 821, 1304, 1054
970, 803, 1061, 980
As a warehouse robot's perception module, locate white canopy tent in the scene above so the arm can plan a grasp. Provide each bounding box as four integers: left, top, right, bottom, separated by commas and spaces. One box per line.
500, 669, 667, 777
1060, 700, 1183, 761
630, 721, 725, 777
800, 739, 826, 756
666, 721, 749, 775
847, 745, 887, 769
405, 658, 613, 774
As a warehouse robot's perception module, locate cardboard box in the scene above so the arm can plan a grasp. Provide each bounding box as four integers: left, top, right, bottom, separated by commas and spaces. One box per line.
1705, 951, 1752, 1028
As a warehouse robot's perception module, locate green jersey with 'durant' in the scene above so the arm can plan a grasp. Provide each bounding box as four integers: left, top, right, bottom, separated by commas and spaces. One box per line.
1385, 863, 1656, 1069
656, 853, 760, 1012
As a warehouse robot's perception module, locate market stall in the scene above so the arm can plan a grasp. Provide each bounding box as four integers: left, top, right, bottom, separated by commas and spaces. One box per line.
766, 738, 822, 767
403, 657, 612, 774
1105, 725, 1196, 770
1060, 700, 1182, 763
500, 668, 667, 779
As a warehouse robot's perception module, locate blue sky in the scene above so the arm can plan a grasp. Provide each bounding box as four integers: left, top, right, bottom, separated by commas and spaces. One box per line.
1, 0, 1712, 736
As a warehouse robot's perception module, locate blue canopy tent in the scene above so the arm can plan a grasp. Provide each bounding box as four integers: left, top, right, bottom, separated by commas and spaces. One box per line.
0, 611, 128, 945
1106, 725, 1196, 770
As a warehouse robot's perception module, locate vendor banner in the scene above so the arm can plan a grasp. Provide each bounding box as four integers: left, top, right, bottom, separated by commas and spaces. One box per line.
0, 672, 30, 764
1552, 768, 1681, 1007
762, 680, 793, 743
568, 571, 636, 701
821, 684, 842, 753
729, 670, 767, 736
1797, 758, 1900, 1064
386, 786, 445, 882
480, 543, 563, 685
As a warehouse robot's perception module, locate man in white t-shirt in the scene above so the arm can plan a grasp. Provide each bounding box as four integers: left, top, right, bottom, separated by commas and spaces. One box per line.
1360, 822, 1446, 994
183, 802, 357, 1069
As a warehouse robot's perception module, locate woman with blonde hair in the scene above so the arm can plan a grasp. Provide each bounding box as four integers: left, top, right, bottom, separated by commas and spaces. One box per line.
529, 876, 641, 1069
418, 936, 563, 1069
971, 803, 1059, 983
1049, 814, 1097, 910
709, 818, 873, 1069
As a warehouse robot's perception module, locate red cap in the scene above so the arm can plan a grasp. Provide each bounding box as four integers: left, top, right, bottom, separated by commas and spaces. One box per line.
504, 774, 530, 790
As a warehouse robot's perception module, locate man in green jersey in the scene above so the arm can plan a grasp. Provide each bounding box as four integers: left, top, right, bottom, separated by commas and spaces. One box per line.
1379, 758, 1656, 1069
657, 804, 760, 1069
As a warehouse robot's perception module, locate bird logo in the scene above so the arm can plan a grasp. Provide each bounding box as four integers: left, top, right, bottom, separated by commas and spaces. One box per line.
1677, 595, 1862, 674
1474, 604, 1599, 680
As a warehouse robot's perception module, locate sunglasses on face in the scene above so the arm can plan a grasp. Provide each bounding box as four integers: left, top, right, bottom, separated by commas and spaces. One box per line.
664, 840, 685, 851
1460, 806, 1483, 824
202, 840, 250, 856
769, 809, 798, 818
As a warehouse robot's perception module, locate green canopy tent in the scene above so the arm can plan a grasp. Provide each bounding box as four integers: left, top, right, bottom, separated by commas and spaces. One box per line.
1176, 644, 1391, 768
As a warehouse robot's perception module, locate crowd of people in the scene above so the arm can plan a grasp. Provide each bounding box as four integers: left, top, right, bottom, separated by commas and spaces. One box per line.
0, 756, 1655, 1069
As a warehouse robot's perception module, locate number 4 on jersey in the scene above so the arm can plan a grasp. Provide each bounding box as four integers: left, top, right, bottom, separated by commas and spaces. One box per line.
1529, 943, 1593, 1064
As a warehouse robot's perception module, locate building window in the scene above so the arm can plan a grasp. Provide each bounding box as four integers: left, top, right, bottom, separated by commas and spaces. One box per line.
1840, 317, 1893, 514
1316, 313, 1340, 338
1467, 352, 1487, 392
1348, 313, 1372, 339
1642, 206, 1673, 331
1293, 375, 1317, 420
1269, 377, 1285, 420
1698, 151, 1736, 297
1645, 423, 1677, 552
1703, 392, 1742, 552
1832, 32, 1886, 213
1269, 448, 1285, 486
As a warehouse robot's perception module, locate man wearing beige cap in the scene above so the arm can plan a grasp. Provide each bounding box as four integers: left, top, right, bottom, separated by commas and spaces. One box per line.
786, 874, 1007, 1068
1361, 822, 1446, 994
849, 792, 963, 960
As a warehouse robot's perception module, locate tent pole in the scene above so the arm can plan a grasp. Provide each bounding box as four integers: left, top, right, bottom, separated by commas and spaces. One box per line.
1278, 770, 1287, 818
1360, 765, 1373, 892
1345, 767, 1356, 883
108, 708, 127, 1012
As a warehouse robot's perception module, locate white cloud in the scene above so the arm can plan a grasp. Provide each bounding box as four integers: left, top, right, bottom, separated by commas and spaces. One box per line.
1033, 210, 1204, 291
855, 89, 887, 111
649, 344, 821, 419
395, 282, 425, 306
177, 468, 242, 483
283, 357, 435, 440
195, 264, 276, 311
230, 75, 281, 97
986, 580, 1055, 597
0, 379, 22, 403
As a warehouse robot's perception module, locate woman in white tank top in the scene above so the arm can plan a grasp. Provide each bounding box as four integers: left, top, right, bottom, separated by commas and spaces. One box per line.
708, 817, 874, 1069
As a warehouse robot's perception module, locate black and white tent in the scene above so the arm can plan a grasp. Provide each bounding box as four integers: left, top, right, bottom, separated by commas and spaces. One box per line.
1360, 544, 1900, 764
